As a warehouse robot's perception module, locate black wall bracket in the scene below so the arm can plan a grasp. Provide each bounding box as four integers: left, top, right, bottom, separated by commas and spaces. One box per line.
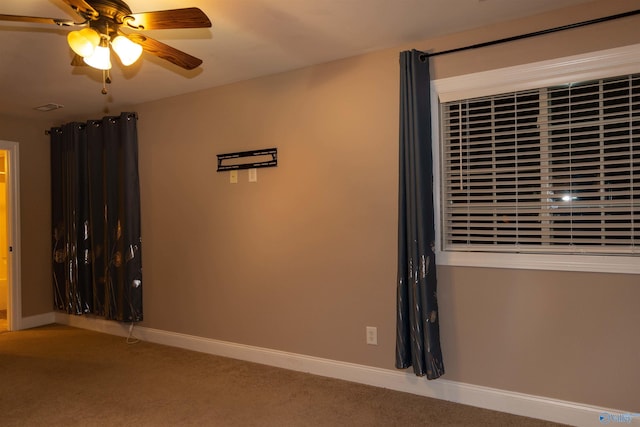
217, 148, 278, 172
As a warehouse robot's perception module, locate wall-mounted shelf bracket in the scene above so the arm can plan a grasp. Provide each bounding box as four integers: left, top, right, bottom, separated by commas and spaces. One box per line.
217, 148, 277, 171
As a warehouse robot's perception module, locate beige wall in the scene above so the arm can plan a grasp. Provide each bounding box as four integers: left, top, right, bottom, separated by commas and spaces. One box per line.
134, 1, 639, 413
439, 267, 639, 409
136, 52, 400, 363
0, 116, 53, 317
5, 0, 639, 413
135, 0, 640, 411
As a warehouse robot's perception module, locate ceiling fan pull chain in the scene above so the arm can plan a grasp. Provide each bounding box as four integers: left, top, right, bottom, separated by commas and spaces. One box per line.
102, 69, 109, 95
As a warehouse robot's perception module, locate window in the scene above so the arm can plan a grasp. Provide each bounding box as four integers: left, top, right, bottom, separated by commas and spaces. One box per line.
433, 45, 640, 273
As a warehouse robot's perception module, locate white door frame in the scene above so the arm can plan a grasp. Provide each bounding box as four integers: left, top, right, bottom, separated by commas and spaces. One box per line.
0, 140, 21, 331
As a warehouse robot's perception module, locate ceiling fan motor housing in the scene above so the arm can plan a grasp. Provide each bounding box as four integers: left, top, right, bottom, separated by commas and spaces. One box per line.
84, 0, 133, 35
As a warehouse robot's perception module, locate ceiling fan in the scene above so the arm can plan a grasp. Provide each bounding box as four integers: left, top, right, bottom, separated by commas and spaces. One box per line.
0, 0, 212, 93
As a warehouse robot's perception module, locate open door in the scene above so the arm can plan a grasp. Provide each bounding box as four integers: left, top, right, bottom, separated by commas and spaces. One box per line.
0, 141, 21, 331
0, 150, 7, 330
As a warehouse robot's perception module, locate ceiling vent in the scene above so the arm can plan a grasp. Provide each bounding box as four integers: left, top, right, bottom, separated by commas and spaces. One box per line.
34, 103, 64, 112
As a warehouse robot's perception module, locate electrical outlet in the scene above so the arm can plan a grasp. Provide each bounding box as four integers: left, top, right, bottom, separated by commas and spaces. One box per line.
248, 168, 257, 182
366, 326, 378, 345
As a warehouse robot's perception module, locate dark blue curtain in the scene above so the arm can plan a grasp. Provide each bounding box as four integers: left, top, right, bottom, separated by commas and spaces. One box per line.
50, 112, 143, 322
396, 50, 444, 379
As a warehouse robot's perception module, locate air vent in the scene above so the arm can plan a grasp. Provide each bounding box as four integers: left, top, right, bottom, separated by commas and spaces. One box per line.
34, 103, 64, 112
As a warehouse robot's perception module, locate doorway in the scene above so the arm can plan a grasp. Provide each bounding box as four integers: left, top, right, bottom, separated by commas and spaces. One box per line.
0, 141, 21, 332
0, 150, 7, 330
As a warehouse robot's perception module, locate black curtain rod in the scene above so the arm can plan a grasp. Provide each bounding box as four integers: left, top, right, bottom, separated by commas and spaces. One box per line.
422, 9, 640, 59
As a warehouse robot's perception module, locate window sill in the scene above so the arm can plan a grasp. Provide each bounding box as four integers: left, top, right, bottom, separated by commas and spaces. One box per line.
437, 250, 640, 275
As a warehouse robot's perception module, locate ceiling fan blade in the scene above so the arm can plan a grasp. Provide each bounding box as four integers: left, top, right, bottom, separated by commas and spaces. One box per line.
61, 0, 98, 19
127, 34, 203, 70
0, 14, 75, 26
125, 8, 211, 30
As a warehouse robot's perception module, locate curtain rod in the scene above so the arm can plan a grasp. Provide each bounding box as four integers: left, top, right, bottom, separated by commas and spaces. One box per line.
421, 9, 640, 59
45, 112, 138, 135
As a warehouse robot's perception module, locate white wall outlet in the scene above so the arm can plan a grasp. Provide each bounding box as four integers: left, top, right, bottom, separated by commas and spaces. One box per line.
248, 168, 257, 182
229, 170, 238, 184
366, 326, 378, 345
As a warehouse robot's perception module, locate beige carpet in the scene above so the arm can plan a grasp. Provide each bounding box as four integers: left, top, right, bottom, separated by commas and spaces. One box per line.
0, 324, 566, 426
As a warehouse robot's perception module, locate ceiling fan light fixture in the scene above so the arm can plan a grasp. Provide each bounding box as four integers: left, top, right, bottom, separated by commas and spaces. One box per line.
67, 27, 100, 58
1, 2, 212, 94
111, 35, 143, 66
83, 37, 111, 70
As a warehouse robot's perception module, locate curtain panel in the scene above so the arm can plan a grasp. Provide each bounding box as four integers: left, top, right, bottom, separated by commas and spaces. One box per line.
50, 112, 143, 322
395, 50, 444, 379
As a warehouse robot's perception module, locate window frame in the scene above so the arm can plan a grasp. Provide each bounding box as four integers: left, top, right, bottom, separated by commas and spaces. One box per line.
432, 44, 640, 274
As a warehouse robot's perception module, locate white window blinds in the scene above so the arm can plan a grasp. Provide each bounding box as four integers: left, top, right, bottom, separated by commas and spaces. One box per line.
441, 74, 639, 255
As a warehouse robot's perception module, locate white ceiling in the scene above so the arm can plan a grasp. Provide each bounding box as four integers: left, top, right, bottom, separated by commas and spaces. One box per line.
0, 0, 598, 122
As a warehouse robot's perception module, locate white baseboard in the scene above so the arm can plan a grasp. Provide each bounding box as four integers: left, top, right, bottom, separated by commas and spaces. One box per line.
52, 313, 636, 427
19, 312, 56, 330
